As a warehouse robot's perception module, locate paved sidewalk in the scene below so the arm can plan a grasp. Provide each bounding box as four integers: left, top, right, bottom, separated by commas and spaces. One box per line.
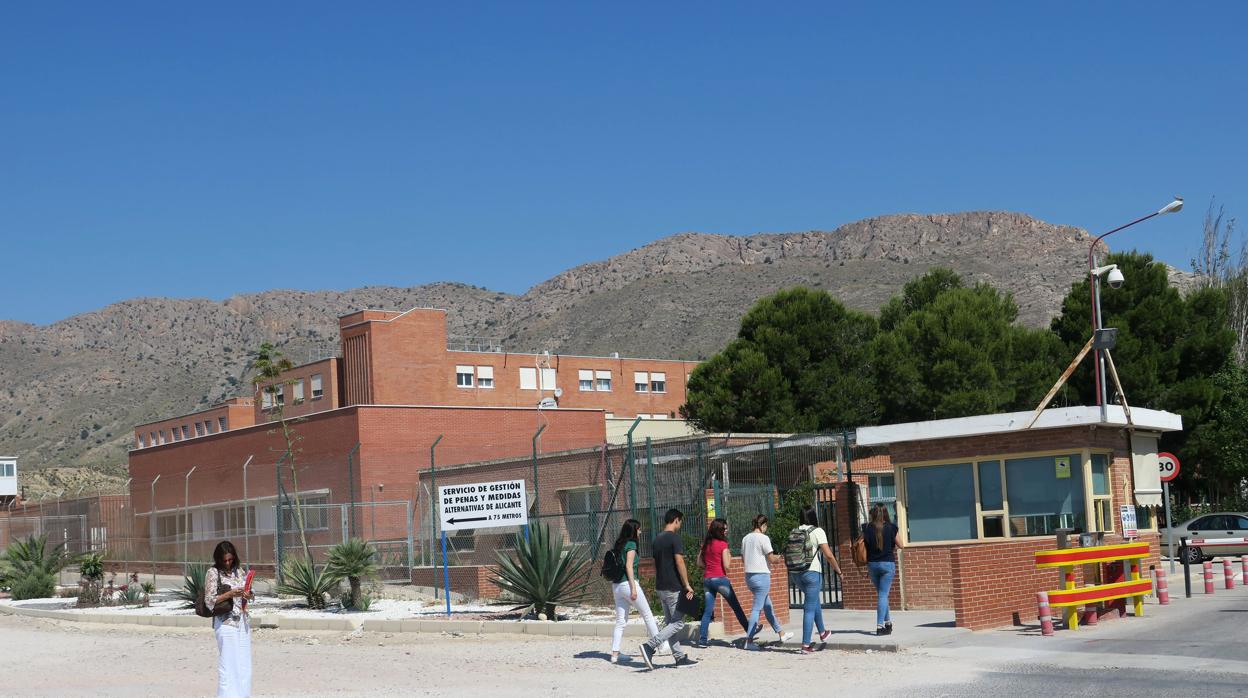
765, 609, 966, 651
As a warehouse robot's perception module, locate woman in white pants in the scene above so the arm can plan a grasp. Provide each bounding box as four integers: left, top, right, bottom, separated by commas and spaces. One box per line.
610, 519, 661, 664
206, 541, 254, 698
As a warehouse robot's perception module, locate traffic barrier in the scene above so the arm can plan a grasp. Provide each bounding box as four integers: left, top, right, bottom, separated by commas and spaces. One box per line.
1242, 555, 1247, 585
1224, 559, 1235, 590
1036, 592, 1055, 637
1156, 568, 1170, 605
1035, 542, 1150, 631
1204, 561, 1214, 594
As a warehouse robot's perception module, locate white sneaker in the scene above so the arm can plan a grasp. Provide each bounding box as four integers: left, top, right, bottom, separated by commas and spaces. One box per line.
776, 631, 794, 643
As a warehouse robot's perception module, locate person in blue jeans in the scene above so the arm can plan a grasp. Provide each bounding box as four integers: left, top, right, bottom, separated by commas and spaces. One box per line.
863, 503, 903, 636
741, 515, 793, 650
697, 518, 749, 646
792, 505, 842, 655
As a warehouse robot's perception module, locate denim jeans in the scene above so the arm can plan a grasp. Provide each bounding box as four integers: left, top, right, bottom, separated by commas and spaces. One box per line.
745, 572, 781, 639
867, 561, 895, 627
699, 576, 749, 642
797, 570, 825, 645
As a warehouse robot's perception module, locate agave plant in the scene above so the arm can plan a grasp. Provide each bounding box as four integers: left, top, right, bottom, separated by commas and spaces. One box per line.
325, 538, 378, 610
490, 523, 592, 620
174, 563, 208, 608
1, 535, 74, 600
277, 556, 340, 610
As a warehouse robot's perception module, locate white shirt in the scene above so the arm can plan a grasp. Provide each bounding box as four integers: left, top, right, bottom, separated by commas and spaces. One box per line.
741, 531, 774, 574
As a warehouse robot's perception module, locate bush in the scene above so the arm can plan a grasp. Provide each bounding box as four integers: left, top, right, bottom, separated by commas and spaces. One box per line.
79, 552, 105, 582
174, 564, 207, 609
278, 556, 339, 609
1, 535, 73, 600
11, 569, 56, 601
490, 523, 592, 620
325, 539, 378, 610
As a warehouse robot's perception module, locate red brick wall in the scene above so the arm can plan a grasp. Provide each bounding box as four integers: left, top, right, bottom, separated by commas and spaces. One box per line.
713, 556, 790, 634
253, 358, 340, 422
410, 565, 502, 600
133, 398, 256, 450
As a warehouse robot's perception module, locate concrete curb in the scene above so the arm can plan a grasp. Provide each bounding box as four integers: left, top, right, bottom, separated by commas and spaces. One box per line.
0, 603, 716, 640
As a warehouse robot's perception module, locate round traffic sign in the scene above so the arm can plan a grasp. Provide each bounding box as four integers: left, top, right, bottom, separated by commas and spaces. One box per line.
1158, 452, 1180, 482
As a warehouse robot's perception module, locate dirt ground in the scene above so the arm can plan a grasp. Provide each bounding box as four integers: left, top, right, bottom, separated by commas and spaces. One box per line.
1, 613, 983, 697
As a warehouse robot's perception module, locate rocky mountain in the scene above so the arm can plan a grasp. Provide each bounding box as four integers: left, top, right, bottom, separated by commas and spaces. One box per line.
0, 211, 1189, 489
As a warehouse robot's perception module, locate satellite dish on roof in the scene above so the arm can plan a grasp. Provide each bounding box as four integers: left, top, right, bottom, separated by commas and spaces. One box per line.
538, 397, 558, 409
554, 388, 563, 398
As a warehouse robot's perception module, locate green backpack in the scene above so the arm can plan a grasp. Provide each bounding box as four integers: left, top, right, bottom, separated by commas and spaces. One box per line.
783, 525, 816, 573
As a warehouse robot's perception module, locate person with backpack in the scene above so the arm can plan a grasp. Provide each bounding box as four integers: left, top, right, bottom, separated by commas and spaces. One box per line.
741, 514, 793, 649
863, 503, 903, 636
605, 518, 661, 664
785, 505, 842, 655
695, 518, 749, 647
638, 508, 698, 669
205, 540, 253, 698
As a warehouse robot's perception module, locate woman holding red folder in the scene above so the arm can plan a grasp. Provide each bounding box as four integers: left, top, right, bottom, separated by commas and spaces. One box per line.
206, 541, 254, 698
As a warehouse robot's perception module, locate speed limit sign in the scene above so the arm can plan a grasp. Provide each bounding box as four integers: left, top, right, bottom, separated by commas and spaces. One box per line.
1158, 452, 1180, 482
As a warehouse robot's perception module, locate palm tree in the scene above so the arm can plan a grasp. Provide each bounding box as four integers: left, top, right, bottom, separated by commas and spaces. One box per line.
1, 535, 74, 600
325, 538, 378, 609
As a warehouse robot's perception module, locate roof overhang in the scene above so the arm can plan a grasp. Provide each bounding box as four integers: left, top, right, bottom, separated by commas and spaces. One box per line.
856, 406, 1182, 447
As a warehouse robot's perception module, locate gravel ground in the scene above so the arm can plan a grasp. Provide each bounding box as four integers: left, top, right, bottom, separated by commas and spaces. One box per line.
0, 613, 983, 697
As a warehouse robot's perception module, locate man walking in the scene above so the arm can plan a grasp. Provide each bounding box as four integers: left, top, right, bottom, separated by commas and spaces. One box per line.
639, 509, 698, 669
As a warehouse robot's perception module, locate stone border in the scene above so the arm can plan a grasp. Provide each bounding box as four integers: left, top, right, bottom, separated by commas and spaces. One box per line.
0, 603, 714, 639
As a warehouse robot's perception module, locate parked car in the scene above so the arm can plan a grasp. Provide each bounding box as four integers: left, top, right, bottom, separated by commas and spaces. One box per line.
1158, 512, 1248, 563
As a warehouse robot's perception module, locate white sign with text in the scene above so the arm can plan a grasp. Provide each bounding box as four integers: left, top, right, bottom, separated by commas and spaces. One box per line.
439, 479, 529, 532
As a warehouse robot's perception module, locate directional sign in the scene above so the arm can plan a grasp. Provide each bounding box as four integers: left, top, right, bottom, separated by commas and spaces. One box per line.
439, 479, 529, 532
1158, 452, 1181, 483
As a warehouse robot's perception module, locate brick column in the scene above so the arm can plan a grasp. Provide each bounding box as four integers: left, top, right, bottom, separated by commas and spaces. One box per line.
716, 556, 791, 635
835, 481, 901, 611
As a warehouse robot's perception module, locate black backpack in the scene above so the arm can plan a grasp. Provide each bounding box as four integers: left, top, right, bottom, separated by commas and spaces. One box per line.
600, 548, 625, 581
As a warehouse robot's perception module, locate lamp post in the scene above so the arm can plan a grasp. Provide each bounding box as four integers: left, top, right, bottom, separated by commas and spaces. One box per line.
150, 474, 162, 584
372, 483, 384, 542
1088, 198, 1184, 419
241, 455, 253, 562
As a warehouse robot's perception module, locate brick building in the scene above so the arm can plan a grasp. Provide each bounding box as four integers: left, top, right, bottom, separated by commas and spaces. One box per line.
126, 307, 700, 564
846, 405, 1178, 630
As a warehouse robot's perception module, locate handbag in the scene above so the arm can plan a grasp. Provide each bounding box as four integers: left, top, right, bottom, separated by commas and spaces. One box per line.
194, 582, 235, 619
851, 536, 868, 567
675, 591, 701, 618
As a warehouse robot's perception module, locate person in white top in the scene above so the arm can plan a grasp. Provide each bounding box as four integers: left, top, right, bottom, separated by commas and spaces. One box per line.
205, 541, 254, 698
740, 514, 793, 649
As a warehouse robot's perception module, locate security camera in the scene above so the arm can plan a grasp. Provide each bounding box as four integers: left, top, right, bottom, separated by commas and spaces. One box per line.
1107, 267, 1125, 289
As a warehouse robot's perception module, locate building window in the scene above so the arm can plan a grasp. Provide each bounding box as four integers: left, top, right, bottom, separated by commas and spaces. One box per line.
136, 434, 145, 449
311, 373, 324, 399
637, 414, 650, 419
595, 370, 612, 392
213, 505, 256, 536
869, 474, 897, 523
261, 390, 274, 410
1005, 454, 1086, 537
904, 463, 977, 543
158, 430, 166, 444
150, 431, 157, 446
519, 367, 538, 390
1091, 454, 1112, 533
540, 368, 557, 391
218, 416, 227, 432
579, 369, 594, 392
194, 422, 205, 437
181, 425, 191, 440
204, 420, 214, 435
977, 461, 1005, 537
280, 494, 329, 530
275, 385, 285, 406
652, 413, 669, 420
634, 372, 649, 393
561, 488, 601, 545
650, 372, 666, 393
293, 379, 305, 403
456, 365, 474, 388
605, 413, 615, 419
476, 366, 494, 389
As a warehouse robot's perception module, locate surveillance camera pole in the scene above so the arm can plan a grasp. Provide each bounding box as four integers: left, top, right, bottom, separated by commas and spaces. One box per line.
1087, 199, 1183, 420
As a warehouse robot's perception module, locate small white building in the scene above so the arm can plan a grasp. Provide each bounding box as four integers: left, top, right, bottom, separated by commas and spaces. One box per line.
0, 456, 16, 502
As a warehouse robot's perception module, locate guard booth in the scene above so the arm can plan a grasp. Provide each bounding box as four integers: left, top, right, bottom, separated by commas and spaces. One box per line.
851, 405, 1181, 630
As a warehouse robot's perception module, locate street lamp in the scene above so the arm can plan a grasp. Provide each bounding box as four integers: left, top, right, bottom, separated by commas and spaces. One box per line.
1088, 197, 1183, 420
149, 474, 161, 584
183, 466, 197, 574
371, 483, 384, 542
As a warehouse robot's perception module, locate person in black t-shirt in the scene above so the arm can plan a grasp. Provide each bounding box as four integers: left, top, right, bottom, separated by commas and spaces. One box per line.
862, 503, 904, 636
638, 509, 698, 669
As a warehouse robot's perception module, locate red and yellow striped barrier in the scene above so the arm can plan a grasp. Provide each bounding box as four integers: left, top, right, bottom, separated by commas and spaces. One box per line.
1034, 542, 1150, 630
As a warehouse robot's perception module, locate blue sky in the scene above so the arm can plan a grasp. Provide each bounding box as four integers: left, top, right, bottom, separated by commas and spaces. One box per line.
2, 2, 1246, 324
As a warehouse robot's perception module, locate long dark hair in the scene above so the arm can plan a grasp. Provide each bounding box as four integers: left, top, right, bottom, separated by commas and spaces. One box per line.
701, 518, 727, 565
212, 540, 240, 573
870, 504, 891, 551
613, 519, 642, 553
752, 514, 769, 530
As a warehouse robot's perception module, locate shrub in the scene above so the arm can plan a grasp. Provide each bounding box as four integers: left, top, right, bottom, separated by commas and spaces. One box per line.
1, 535, 73, 600
277, 556, 339, 610
12, 569, 56, 601
325, 539, 378, 610
490, 523, 592, 620
141, 581, 157, 595
79, 552, 105, 582
174, 564, 207, 609
118, 584, 145, 606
